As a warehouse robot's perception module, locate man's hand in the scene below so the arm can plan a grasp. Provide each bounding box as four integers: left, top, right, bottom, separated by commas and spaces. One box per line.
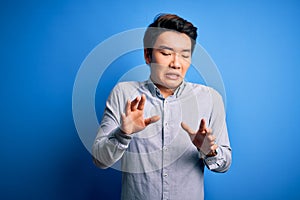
121, 94, 160, 135
181, 119, 218, 156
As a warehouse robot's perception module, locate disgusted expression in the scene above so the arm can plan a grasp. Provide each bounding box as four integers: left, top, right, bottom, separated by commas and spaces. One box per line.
147, 31, 192, 95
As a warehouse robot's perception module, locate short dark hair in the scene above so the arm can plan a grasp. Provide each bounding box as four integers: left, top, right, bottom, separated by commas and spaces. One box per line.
143, 14, 198, 60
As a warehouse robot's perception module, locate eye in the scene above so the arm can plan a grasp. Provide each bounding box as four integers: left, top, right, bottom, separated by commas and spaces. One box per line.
161, 51, 171, 56
182, 55, 190, 59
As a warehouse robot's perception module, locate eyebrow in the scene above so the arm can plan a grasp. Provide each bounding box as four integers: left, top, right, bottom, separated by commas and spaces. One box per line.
157, 45, 191, 52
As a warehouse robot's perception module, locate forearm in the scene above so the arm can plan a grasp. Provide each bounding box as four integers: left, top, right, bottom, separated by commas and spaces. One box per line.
202, 145, 232, 173
204, 88, 232, 173
92, 127, 131, 169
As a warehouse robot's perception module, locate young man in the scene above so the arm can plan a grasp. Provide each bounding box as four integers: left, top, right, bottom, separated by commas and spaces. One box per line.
93, 14, 232, 200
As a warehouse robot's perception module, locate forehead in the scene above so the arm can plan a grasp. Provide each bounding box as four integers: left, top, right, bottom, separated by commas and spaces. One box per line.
153, 31, 192, 50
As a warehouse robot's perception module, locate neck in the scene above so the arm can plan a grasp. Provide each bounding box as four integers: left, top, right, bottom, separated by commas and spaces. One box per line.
154, 84, 176, 98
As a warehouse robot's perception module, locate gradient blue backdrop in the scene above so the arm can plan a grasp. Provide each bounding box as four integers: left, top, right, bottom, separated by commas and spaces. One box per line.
1, 0, 300, 199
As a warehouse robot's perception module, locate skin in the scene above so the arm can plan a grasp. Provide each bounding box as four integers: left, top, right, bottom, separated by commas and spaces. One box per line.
120, 31, 217, 156
181, 119, 218, 156
146, 31, 192, 98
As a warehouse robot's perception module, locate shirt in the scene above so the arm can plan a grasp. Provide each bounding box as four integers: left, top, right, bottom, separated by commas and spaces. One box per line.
92, 79, 232, 200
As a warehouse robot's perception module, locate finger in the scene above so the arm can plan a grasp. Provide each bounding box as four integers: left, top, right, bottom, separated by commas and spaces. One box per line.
125, 100, 131, 116
207, 134, 216, 142
144, 115, 160, 126
206, 128, 212, 135
211, 143, 218, 151
199, 119, 207, 133
137, 94, 146, 110
131, 96, 140, 111
211, 135, 216, 141
181, 122, 195, 135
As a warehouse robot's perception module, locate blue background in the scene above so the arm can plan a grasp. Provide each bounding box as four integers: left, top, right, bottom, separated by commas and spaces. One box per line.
1, 0, 300, 199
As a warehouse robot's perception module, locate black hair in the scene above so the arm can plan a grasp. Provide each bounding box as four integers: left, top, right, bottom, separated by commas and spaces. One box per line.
143, 14, 198, 60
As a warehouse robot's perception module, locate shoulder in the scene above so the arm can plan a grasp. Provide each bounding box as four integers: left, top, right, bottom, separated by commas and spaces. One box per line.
184, 82, 224, 101
110, 81, 148, 98
185, 82, 218, 94
113, 81, 144, 91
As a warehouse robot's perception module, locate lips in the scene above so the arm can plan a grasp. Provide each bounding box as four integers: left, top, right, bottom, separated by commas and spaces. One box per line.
165, 73, 181, 80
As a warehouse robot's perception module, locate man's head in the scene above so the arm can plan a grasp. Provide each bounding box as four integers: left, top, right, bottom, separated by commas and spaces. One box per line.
143, 14, 197, 62
143, 14, 198, 95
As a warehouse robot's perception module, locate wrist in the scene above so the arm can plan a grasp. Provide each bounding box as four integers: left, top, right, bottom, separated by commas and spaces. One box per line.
206, 149, 217, 157
120, 126, 132, 135
198, 148, 218, 159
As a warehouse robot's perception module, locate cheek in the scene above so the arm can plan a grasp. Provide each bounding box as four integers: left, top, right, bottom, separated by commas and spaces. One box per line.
153, 53, 170, 65
150, 65, 163, 78
182, 65, 190, 74
151, 52, 160, 63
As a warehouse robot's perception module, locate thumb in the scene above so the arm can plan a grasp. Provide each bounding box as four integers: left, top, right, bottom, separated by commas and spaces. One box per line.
144, 115, 160, 126
199, 119, 207, 134
181, 122, 196, 135
121, 113, 126, 121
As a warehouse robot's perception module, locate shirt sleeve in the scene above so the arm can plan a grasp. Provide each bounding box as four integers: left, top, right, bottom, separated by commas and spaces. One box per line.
92, 84, 132, 169
203, 88, 232, 173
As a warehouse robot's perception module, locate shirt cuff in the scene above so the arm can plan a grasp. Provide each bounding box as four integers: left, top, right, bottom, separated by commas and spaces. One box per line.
203, 148, 223, 170
109, 128, 132, 149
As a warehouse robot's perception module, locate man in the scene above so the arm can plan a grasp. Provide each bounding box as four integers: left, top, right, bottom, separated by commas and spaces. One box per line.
93, 14, 232, 200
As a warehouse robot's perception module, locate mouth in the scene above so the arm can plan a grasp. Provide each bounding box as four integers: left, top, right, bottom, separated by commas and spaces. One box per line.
165, 73, 181, 80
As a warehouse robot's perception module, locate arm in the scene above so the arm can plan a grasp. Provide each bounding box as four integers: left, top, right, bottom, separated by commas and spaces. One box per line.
181, 88, 232, 173
92, 87, 159, 169
92, 85, 129, 169
92, 126, 132, 169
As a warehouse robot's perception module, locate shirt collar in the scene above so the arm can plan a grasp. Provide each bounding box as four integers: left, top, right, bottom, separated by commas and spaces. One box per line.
146, 78, 186, 99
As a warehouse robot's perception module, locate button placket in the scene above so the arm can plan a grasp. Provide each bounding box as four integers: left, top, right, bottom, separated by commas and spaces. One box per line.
163, 146, 168, 151
162, 98, 170, 200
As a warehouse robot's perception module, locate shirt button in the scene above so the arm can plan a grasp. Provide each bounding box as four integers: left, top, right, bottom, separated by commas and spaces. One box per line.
165, 122, 168, 126
163, 174, 168, 177
163, 146, 168, 151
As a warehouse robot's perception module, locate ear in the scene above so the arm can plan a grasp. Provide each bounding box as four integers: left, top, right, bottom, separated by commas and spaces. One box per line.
144, 48, 151, 64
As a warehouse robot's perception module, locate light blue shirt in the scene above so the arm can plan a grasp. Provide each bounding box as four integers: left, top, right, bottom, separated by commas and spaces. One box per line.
93, 79, 232, 200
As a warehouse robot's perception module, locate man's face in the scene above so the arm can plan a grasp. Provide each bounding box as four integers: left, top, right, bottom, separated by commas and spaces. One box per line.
148, 31, 192, 91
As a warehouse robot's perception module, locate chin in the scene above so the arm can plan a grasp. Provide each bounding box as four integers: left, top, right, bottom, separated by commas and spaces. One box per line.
165, 82, 181, 89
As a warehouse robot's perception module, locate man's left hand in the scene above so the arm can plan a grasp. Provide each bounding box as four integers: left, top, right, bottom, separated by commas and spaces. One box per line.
181, 119, 218, 156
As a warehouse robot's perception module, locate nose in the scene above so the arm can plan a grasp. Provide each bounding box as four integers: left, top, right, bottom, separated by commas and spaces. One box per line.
170, 53, 181, 69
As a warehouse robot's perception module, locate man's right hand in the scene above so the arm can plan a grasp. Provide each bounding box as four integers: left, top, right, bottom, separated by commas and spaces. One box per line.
121, 94, 160, 135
